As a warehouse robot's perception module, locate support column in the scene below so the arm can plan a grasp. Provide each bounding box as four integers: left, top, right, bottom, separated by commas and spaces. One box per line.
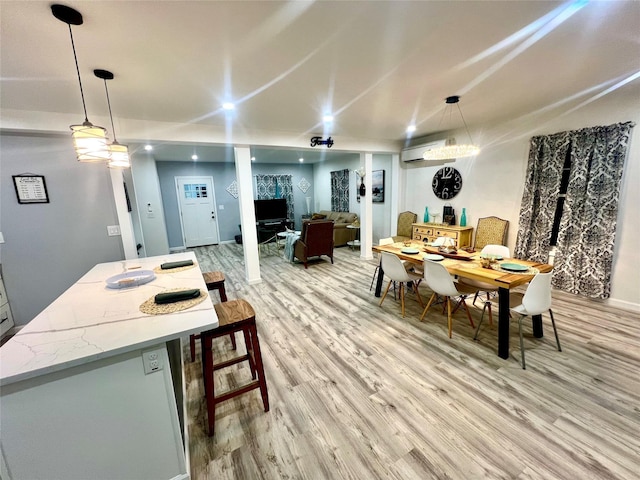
234, 146, 261, 284
360, 153, 373, 261
109, 168, 137, 259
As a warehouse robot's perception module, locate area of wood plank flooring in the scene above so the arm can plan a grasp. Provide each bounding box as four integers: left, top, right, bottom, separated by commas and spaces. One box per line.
183, 243, 639, 480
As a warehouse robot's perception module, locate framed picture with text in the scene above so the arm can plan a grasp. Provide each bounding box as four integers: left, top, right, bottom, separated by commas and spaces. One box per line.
13, 174, 50, 204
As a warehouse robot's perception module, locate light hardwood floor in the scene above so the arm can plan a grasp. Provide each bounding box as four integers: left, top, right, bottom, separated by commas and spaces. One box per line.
184, 243, 640, 480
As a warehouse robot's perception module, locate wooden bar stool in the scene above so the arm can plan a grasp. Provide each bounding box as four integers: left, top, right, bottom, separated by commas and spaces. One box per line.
190, 271, 229, 361
201, 299, 269, 436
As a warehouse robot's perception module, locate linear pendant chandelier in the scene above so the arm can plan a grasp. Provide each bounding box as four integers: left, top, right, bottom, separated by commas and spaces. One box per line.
423, 96, 480, 161
94, 69, 131, 169
52, 4, 109, 163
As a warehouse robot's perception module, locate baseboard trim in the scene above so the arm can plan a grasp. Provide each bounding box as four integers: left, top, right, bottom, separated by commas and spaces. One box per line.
606, 297, 640, 313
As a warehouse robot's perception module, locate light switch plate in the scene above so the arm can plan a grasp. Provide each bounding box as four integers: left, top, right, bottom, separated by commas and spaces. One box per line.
107, 225, 121, 236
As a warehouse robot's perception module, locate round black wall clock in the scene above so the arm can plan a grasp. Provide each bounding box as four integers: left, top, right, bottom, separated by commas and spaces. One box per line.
432, 167, 463, 199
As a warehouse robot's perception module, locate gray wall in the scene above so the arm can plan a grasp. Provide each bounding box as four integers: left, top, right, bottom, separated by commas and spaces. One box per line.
0, 133, 124, 325
156, 160, 315, 249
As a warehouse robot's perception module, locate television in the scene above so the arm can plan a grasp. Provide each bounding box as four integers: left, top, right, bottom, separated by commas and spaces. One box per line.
254, 199, 288, 222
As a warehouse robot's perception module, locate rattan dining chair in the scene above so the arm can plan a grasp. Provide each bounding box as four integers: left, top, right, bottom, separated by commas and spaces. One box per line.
379, 252, 423, 318
473, 216, 509, 251
392, 211, 417, 243
474, 272, 561, 369
420, 259, 480, 338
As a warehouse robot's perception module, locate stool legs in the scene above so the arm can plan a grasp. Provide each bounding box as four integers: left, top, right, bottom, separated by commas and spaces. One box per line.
202, 319, 269, 437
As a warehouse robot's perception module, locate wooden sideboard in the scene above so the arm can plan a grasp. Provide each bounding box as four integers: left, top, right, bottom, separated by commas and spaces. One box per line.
411, 223, 474, 248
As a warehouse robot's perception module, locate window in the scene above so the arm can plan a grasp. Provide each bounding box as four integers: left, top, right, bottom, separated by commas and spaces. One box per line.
184, 183, 207, 199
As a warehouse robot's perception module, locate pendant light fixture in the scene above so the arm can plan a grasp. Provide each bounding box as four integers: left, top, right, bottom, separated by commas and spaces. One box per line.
423, 96, 480, 161
94, 69, 131, 168
51, 4, 109, 162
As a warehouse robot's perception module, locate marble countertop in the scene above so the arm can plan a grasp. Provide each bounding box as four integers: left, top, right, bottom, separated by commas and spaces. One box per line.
0, 252, 218, 386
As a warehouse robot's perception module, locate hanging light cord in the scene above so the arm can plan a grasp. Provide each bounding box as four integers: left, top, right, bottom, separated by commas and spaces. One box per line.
455, 102, 475, 144
435, 97, 475, 144
101, 79, 118, 142
67, 24, 89, 123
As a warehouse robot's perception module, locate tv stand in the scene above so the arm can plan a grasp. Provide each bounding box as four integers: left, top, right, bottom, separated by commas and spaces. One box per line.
256, 218, 291, 244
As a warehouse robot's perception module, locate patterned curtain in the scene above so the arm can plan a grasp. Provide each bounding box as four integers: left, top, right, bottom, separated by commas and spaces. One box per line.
514, 133, 569, 262
255, 174, 294, 219
515, 122, 634, 299
330, 169, 349, 212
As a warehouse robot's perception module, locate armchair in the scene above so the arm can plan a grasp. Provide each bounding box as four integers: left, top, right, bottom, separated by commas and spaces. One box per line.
294, 220, 335, 268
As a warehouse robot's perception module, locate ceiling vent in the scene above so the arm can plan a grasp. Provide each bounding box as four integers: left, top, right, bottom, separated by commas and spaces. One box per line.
401, 139, 447, 163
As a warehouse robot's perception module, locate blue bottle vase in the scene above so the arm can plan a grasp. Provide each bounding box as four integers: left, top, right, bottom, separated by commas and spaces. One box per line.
460, 208, 467, 227
423, 207, 429, 223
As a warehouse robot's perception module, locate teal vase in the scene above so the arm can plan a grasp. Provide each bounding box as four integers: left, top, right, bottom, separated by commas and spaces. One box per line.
423, 207, 429, 223
460, 208, 467, 227
274, 179, 281, 199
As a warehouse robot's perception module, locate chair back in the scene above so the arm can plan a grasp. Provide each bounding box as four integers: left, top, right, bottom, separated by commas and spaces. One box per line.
521, 272, 552, 315
474, 216, 509, 250
380, 252, 412, 282
481, 244, 510, 258
422, 260, 459, 297
301, 220, 334, 255
397, 211, 417, 238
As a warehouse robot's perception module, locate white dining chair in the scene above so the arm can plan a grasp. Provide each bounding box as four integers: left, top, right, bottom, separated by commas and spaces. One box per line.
474, 272, 561, 369
379, 252, 423, 318
370, 237, 395, 291
458, 244, 512, 325
419, 259, 480, 338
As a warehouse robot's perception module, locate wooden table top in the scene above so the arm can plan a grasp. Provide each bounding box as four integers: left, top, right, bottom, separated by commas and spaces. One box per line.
373, 242, 552, 290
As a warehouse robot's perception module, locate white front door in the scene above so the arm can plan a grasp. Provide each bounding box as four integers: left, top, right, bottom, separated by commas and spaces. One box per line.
176, 176, 220, 247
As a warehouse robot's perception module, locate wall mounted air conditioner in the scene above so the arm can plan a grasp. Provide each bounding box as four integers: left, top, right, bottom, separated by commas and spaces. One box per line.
401, 139, 446, 163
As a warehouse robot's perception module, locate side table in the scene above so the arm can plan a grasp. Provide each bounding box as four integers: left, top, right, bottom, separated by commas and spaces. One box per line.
346, 224, 360, 250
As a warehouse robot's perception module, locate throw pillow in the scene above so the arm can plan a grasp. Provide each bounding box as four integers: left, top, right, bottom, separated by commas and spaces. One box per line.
311, 213, 327, 220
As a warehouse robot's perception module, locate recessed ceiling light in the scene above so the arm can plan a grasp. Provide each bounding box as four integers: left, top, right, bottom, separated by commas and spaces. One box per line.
323, 114, 334, 123
251, 156, 256, 161
144, 144, 153, 151
222, 102, 235, 110
191, 154, 198, 160
407, 125, 417, 133
299, 157, 304, 163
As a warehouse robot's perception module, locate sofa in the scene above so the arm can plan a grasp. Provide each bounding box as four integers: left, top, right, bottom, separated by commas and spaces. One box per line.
312, 210, 358, 247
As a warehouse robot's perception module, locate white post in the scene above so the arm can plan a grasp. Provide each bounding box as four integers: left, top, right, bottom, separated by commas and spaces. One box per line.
234, 146, 261, 284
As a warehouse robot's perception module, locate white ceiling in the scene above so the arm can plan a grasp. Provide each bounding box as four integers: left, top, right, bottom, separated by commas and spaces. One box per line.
1, 1, 639, 163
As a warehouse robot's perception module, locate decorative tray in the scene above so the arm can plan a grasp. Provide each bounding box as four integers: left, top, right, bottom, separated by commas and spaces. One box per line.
106, 270, 156, 289
423, 247, 474, 261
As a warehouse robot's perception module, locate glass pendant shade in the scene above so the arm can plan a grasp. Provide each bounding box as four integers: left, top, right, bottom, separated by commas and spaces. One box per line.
70, 121, 110, 162
108, 141, 131, 168
423, 139, 480, 161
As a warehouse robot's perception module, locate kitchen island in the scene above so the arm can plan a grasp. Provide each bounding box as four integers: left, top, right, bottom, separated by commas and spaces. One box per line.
0, 252, 217, 480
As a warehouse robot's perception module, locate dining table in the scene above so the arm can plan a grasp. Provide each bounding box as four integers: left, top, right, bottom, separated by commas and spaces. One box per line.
372, 241, 553, 360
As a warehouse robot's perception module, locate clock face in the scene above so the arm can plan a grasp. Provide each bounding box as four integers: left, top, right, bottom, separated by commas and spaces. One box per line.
432, 167, 462, 199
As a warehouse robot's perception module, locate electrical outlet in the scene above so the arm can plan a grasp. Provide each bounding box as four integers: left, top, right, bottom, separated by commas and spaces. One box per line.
142, 349, 163, 374
107, 225, 121, 236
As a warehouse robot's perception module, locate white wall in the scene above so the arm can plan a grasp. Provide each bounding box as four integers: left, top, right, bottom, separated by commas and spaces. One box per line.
403, 88, 640, 310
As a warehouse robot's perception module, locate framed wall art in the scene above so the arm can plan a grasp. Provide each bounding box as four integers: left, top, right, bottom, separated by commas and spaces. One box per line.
13, 174, 50, 204
371, 169, 385, 203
